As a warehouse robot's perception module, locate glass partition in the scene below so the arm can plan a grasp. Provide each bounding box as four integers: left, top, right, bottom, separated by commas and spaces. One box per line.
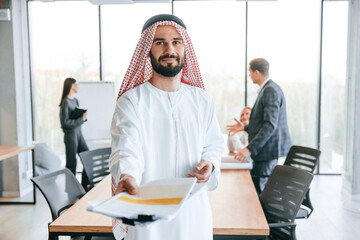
174, 1, 247, 133
247, 0, 321, 153
27, 0, 348, 175
29, 1, 100, 155
101, 3, 171, 93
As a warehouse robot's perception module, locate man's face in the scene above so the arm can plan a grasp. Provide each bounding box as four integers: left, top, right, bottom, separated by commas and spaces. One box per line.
248, 67, 259, 85
150, 26, 185, 77
240, 108, 251, 125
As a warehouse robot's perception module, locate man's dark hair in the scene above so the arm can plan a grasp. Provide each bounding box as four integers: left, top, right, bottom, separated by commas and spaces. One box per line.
249, 58, 269, 76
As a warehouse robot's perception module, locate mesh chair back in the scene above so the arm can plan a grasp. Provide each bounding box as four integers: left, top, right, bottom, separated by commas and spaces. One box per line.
79, 148, 111, 186
284, 145, 321, 173
31, 168, 86, 221
284, 146, 321, 219
260, 165, 313, 223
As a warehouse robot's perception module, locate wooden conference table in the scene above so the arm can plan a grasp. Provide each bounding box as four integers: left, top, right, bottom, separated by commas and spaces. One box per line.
49, 170, 269, 239
0, 145, 36, 204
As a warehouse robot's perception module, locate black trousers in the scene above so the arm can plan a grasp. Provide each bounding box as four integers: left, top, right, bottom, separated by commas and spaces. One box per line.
64, 129, 89, 185
250, 159, 278, 195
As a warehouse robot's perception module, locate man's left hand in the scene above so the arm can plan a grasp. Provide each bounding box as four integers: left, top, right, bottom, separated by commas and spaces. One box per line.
234, 147, 251, 162
187, 160, 213, 183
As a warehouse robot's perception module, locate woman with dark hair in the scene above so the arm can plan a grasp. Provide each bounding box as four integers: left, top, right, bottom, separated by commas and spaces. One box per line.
59, 78, 89, 181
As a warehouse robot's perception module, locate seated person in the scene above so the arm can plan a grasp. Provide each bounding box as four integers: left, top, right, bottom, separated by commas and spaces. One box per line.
227, 107, 251, 152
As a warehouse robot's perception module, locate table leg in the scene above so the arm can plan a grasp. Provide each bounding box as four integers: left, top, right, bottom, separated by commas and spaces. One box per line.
48, 232, 58, 240
214, 235, 267, 239
32, 148, 36, 204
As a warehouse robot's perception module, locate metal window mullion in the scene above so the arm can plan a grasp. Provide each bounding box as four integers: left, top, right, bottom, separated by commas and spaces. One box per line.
99, 5, 103, 81
245, 1, 248, 107
316, 0, 324, 175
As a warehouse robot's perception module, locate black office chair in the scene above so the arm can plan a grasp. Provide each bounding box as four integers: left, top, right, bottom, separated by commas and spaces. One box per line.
78, 148, 111, 191
283, 145, 321, 219
31, 168, 86, 240
259, 165, 313, 240
32, 168, 115, 240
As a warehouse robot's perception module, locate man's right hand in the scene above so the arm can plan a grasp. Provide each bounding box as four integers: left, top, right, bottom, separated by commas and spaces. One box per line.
115, 174, 138, 195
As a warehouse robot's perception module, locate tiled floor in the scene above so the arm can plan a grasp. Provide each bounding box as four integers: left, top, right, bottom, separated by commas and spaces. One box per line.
296, 175, 360, 240
0, 175, 359, 240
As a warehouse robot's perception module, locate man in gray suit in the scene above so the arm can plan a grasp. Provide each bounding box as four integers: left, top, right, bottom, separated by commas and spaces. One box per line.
227, 58, 292, 194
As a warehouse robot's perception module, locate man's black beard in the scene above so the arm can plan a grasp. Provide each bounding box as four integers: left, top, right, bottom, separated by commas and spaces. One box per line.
150, 52, 185, 77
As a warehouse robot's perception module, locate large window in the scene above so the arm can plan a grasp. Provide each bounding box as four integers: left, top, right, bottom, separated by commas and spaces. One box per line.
248, 0, 321, 151
29, 1, 99, 155
174, 1, 246, 132
320, 1, 348, 173
101, 3, 171, 92
28, 0, 348, 175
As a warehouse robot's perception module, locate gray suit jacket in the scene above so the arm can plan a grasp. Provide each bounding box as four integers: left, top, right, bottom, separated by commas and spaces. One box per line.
245, 79, 292, 161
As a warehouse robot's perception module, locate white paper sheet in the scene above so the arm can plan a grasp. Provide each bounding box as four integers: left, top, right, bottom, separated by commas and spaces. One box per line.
87, 177, 199, 225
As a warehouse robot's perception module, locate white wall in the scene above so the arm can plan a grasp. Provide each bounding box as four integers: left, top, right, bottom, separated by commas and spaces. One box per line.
343, 0, 360, 199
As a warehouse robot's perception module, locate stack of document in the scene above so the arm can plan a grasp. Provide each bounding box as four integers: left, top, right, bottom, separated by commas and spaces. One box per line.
87, 177, 205, 226
221, 154, 253, 169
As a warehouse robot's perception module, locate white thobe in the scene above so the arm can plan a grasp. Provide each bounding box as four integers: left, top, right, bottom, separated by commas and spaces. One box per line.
110, 81, 224, 240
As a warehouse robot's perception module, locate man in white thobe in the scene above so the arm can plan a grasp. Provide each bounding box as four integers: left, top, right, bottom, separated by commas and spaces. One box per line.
109, 14, 224, 240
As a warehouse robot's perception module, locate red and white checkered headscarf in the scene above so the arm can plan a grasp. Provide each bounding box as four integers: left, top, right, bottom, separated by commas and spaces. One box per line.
117, 20, 204, 99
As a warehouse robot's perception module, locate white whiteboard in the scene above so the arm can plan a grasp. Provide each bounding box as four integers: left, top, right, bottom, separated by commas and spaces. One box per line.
76, 82, 115, 141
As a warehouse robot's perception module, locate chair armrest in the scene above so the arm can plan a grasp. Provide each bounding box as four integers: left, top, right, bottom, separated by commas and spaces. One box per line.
268, 222, 296, 228
251, 174, 271, 178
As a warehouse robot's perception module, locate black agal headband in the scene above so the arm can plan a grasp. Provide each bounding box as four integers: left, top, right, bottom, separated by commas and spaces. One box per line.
142, 14, 187, 33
